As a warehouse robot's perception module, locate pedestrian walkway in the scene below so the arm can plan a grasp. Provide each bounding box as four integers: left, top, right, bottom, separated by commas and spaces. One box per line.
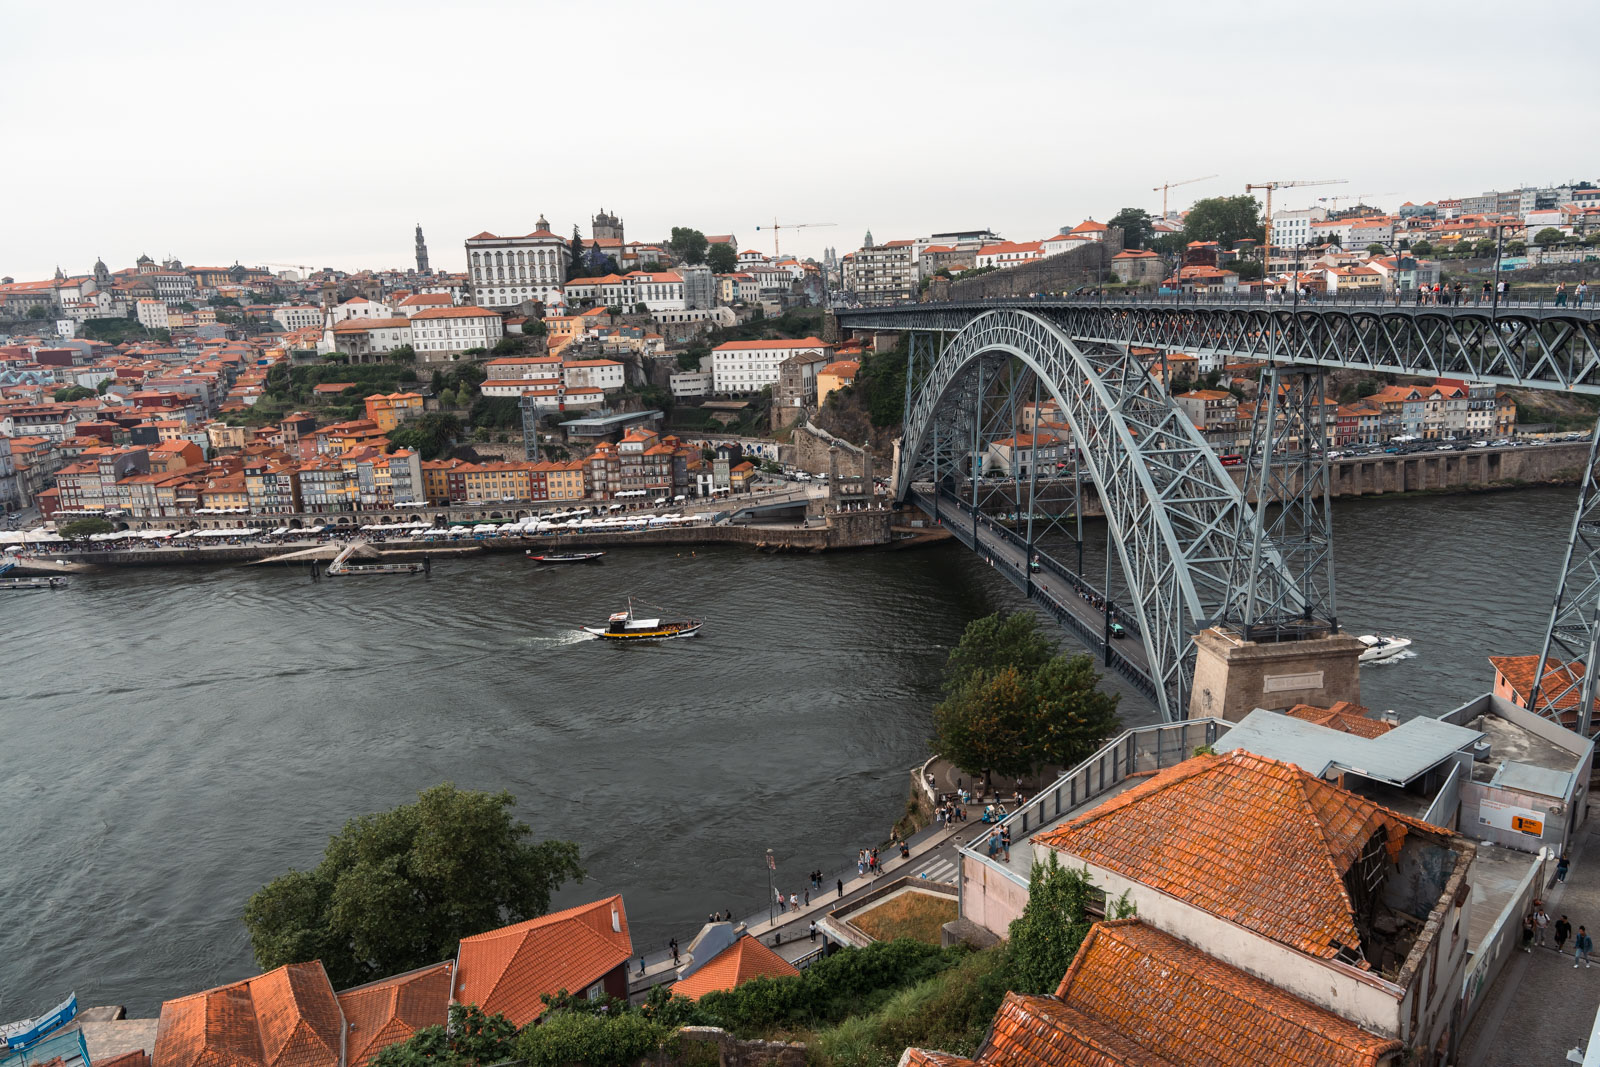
1461, 816, 1600, 1066
627, 810, 977, 994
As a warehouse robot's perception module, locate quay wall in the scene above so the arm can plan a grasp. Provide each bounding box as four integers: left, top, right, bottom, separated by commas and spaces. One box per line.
968, 442, 1590, 518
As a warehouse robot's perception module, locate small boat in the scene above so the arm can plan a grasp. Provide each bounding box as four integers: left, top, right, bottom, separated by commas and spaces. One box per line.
526, 551, 606, 565
1358, 634, 1413, 662
582, 599, 702, 640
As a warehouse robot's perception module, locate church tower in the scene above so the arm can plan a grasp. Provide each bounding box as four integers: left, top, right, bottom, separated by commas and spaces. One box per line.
592, 208, 624, 243
863, 229, 875, 248
93, 257, 110, 287
415, 224, 430, 274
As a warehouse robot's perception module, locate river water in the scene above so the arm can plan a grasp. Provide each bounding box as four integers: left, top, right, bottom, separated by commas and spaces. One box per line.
0, 487, 1574, 1015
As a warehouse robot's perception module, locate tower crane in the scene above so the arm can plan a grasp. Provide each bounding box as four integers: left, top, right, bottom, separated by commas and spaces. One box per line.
754, 219, 836, 258
1318, 192, 1397, 213
262, 262, 314, 278
1151, 175, 1218, 218
1245, 179, 1347, 271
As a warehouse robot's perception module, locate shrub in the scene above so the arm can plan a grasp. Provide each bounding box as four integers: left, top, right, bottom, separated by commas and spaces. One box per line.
516, 1011, 673, 1067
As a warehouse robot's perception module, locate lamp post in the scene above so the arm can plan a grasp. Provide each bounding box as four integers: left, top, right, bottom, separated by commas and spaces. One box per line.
765, 848, 776, 925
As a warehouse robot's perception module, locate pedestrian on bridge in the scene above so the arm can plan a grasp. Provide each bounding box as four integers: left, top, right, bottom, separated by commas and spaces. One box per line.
670, 938, 680, 966
837, 877, 844, 899
1576, 926, 1593, 968
1557, 916, 1573, 953
1556, 283, 1569, 307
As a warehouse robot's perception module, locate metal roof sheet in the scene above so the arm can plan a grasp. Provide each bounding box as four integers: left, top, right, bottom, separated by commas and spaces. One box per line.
1217, 710, 1481, 785
1489, 760, 1573, 799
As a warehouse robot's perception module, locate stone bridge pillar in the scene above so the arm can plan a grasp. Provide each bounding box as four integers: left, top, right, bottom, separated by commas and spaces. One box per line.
1188, 627, 1365, 721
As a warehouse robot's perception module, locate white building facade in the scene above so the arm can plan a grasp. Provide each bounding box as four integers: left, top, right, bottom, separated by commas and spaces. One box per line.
710, 338, 833, 395
466, 218, 568, 309
409, 306, 504, 359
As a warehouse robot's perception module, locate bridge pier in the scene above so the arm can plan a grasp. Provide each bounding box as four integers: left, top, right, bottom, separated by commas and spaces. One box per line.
1188, 627, 1365, 722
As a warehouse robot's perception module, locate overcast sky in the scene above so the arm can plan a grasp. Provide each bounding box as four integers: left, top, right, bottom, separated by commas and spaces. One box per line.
4, 0, 1596, 282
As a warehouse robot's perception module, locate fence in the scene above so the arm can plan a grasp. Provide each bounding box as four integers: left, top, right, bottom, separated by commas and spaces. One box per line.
976, 718, 1231, 841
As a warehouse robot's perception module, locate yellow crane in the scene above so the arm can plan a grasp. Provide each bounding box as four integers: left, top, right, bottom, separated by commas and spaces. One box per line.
1245, 179, 1348, 270
1152, 175, 1218, 217
753, 219, 836, 258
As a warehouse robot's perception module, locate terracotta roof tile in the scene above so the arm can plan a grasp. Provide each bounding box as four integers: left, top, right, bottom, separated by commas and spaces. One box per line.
154, 962, 342, 1067
452, 895, 631, 1026
1490, 654, 1595, 724
1049, 920, 1402, 1067
671, 935, 799, 1001
336, 962, 453, 1067
979, 991, 1176, 1067
1284, 701, 1395, 738
1034, 751, 1444, 966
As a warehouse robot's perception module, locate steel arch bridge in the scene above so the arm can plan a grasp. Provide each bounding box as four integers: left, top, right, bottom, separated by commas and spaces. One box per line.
838, 297, 1600, 728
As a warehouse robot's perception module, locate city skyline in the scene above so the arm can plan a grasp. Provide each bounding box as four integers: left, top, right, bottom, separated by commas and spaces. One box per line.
5, 0, 1597, 281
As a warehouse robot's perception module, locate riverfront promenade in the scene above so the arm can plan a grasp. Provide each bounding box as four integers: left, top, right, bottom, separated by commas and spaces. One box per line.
626, 794, 977, 991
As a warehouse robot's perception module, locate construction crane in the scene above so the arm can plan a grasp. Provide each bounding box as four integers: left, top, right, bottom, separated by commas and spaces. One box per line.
1151, 175, 1218, 218
753, 219, 836, 259
1246, 179, 1347, 270
1318, 192, 1397, 213
262, 262, 314, 278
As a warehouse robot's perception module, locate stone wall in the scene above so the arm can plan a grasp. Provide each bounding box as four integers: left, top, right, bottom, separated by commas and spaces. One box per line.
662, 1027, 806, 1067
793, 422, 867, 477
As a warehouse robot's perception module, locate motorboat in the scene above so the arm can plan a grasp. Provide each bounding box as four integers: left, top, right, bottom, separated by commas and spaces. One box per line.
1358, 634, 1413, 662
581, 599, 702, 640
526, 551, 606, 564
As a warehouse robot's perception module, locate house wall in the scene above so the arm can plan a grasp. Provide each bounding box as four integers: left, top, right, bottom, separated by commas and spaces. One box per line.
958, 852, 1029, 939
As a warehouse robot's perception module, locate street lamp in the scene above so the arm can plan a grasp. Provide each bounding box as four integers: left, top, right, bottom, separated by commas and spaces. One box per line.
766, 848, 776, 925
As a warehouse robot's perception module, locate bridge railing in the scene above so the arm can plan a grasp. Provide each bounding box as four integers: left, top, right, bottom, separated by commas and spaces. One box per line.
840, 292, 1600, 314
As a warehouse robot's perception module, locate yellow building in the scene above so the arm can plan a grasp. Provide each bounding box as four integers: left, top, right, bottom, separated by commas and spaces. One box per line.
198, 473, 250, 510
363, 392, 425, 433
542, 459, 587, 501
816, 359, 860, 407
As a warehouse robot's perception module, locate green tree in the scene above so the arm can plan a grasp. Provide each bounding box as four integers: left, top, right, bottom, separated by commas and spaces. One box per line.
53, 385, 97, 402
522, 319, 549, 338
569, 228, 587, 277
933, 666, 1038, 782
1106, 207, 1154, 250
676, 343, 708, 371
1410, 240, 1434, 257
1535, 227, 1566, 247
1007, 852, 1099, 994
369, 1005, 519, 1067
59, 517, 115, 539
242, 783, 584, 989
1506, 240, 1527, 257
1182, 195, 1263, 247
668, 226, 709, 265
26, 304, 49, 319
387, 345, 416, 364
1365, 243, 1388, 256
1030, 654, 1121, 768
517, 1012, 671, 1067
177, 301, 197, 312
942, 611, 1055, 692
1231, 260, 1264, 282
706, 243, 738, 274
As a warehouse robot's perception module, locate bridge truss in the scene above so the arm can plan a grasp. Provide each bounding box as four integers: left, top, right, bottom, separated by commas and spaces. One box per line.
845, 298, 1600, 731
897, 308, 1321, 721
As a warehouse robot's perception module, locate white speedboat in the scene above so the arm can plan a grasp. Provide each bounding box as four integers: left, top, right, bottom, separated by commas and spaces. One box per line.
1358, 634, 1412, 662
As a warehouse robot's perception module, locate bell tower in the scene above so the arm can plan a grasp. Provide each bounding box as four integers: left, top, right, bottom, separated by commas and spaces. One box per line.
415, 224, 430, 274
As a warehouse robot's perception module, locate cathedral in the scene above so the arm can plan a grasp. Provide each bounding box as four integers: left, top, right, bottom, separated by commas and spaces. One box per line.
592, 209, 623, 243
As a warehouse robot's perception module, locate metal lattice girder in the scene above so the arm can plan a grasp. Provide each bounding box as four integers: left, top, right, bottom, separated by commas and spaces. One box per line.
1532, 417, 1600, 734
1228, 367, 1338, 640
898, 308, 1299, 721
839, 300, 1600, 395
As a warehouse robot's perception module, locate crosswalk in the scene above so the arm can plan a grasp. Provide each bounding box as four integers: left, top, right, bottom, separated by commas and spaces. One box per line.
911, 855, 958, 885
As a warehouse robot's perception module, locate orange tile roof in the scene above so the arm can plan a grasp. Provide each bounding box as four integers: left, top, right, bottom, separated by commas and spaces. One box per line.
336, 962, 453, 1067
711, 337, 828, 352
1034, 751, 1443, 966
154, 962, 343, 1067
1043, 920, 1400, 1066
671, 935, 799, 1001
452, 895, 631, 1026
1284, 701, 1395, 738
1490, 654, 1593, 720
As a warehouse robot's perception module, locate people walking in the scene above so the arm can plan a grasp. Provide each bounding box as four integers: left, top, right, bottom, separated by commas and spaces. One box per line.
1556, 283, 1568, 307
1522, 913, 1535, 952
1576, 926, 1593, 968
670, 938, 680, 966
1559, 854, 1571, 883
809, 920, 817, 943
1557, 915, 1573, 953
789, 892, 799, 913
804, 887, 810, 907
1578, 282, 1590, 308
1535, 906, 1551, 947
837, 877, 844, 899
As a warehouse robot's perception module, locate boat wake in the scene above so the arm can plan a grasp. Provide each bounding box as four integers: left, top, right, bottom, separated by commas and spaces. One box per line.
1365, 649, 1417, 665
529, 630, 597, 647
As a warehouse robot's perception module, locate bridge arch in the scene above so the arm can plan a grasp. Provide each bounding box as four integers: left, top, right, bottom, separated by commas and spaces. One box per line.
898, 308, 1298, 718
